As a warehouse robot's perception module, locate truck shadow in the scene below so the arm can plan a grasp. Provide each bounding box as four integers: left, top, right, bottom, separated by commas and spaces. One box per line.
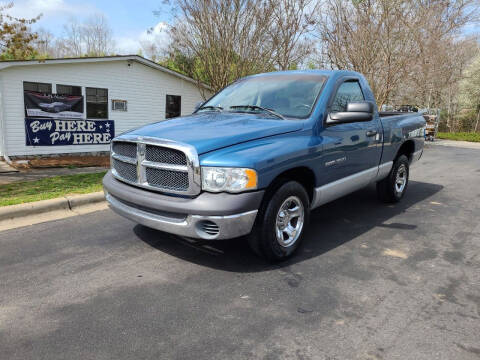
134, 180, 443, 273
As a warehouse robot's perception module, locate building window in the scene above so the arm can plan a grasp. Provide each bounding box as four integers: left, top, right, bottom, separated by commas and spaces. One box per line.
23, 81, 52, 94
57, 84, 82, 96
86, 87, 108, 119
112, 99, 127, 111
166, 95, 181, 118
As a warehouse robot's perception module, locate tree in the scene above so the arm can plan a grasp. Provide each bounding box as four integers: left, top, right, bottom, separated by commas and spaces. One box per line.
169, 0, 278, 94
315, 0, 418, 108
35, 15, 116, 58
33, 27, 55, 58
459, 55, 480, 132
403, 1, 479, 131
159, 50, 196, 77
0, 2, 41, 60
397, 0, 478, 108
164, 0, 321, 92
396, 36, 478, 131
315, 0, 479, 109
83, 14, 115, 56
62, 19, 84, 57
269, 0, 318, 70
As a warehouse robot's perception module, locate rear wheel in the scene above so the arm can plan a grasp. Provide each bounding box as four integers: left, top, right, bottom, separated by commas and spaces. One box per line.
377, 155, 409, 203
248, 181, 310, 262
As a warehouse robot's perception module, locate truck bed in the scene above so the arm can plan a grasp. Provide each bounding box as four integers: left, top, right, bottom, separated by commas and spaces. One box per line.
379, 111, 419, 117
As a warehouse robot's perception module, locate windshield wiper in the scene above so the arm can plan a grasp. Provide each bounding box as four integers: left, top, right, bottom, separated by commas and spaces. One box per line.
197, 105, 223, 112
229, 105, 285, 120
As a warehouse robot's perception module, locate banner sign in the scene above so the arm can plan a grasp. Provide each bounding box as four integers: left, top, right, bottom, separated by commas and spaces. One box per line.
24, 91, 84, 119
25, 118, 115, 146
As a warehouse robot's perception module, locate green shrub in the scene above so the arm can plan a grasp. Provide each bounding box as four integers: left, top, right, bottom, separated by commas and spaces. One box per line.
436, 132, 480, 142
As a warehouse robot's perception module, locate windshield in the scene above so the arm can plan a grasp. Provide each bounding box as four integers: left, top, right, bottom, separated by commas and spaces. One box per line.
198, 73, 327, 119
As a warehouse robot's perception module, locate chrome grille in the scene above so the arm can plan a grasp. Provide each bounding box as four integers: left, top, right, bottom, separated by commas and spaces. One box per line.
146, 168, 189, 190
146, 145, 186, 165
112, 142, 136, 158
112, 159, 137, 182
111, 137, 200, 195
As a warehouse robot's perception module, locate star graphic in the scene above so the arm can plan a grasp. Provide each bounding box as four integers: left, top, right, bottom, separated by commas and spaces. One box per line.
99, 125, 103, 129
33, 137, 40, 144
106, 128, 110, 133
105, 123, 110, 128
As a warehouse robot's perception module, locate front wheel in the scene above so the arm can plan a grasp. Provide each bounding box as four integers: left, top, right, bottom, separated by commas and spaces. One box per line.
377, 155, 410, 203
248, 181, 310, 262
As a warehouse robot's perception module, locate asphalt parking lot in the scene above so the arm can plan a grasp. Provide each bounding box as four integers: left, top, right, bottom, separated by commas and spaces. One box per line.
1, 144, 479, 360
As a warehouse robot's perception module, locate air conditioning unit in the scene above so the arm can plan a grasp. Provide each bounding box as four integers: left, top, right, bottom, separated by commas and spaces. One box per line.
112, 99, 127, 111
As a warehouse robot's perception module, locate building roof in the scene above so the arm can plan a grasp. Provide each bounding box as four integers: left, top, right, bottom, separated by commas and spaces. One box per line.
0, 55, 211, 89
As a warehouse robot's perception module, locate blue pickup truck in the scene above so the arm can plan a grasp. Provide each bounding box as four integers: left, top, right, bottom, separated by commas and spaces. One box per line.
103, 70, 425, 261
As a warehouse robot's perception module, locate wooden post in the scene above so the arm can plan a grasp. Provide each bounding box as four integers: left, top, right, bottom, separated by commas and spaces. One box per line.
474, 109, 480, 133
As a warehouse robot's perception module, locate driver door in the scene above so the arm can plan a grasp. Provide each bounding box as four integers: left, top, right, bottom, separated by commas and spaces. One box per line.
318, 78, 381, 187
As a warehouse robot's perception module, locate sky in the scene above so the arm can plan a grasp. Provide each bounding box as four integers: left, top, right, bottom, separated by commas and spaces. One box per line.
4, 0, 173, 54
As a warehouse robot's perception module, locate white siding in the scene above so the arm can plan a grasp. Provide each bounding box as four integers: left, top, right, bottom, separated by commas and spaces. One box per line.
0, 72, 4, 156
0, 60, 209, 156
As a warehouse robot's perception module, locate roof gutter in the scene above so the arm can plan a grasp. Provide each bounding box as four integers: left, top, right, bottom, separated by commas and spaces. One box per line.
0, 55, 212, 91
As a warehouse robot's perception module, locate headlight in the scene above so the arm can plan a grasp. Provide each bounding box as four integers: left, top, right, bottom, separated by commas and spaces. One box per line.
201, 167, 257, 193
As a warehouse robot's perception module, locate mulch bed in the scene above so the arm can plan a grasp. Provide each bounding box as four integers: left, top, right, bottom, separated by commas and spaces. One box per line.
12, 155, 110, 169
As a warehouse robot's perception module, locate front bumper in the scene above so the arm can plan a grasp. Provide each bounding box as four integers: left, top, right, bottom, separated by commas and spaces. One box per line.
103, 171, 263, 240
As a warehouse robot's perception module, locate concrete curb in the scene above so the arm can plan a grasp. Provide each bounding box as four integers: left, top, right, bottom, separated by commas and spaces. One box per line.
428, 139, 480, 150
65, 192, 106, 209
0, 192, 106, 222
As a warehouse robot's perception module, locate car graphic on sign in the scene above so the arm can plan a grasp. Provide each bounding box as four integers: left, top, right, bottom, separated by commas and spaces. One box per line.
38, 102, 73, 113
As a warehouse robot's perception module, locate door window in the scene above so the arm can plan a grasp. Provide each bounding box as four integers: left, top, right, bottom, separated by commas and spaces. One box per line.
331, 80, 364, 112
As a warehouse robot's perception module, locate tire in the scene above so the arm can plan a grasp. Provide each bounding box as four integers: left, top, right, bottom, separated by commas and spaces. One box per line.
247, 180, 310, 262
377, 155, 409, 203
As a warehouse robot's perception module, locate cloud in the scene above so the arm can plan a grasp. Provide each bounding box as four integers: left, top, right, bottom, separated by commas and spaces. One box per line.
115, 36, 142, 55
139, 22, 170, 44
116, 22, 171, 57
5, 0, 98, 20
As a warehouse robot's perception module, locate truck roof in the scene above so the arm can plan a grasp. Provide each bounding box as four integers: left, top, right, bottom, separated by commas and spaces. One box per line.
244, 69, 363, 80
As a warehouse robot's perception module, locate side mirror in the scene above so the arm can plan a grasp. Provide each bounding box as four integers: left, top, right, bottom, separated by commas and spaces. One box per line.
194, 101, 204, 112
327, 101, 374, 125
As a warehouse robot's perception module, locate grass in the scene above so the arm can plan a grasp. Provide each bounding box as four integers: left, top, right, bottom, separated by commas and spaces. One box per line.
436, 132, 480, 143
0, 171, 107, 207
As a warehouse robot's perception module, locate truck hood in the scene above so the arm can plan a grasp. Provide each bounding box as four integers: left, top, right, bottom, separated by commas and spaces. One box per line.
125, 112, 303, 154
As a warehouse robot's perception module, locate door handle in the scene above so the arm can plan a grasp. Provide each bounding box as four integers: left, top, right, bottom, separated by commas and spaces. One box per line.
366, 130, 378, 137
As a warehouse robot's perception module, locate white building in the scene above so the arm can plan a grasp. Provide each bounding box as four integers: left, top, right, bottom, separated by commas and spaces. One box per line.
0, 55, 210, 159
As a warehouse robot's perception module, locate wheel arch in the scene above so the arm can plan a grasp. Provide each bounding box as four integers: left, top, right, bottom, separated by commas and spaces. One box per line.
395, 139, 415, 163
265, 166, 316, 203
